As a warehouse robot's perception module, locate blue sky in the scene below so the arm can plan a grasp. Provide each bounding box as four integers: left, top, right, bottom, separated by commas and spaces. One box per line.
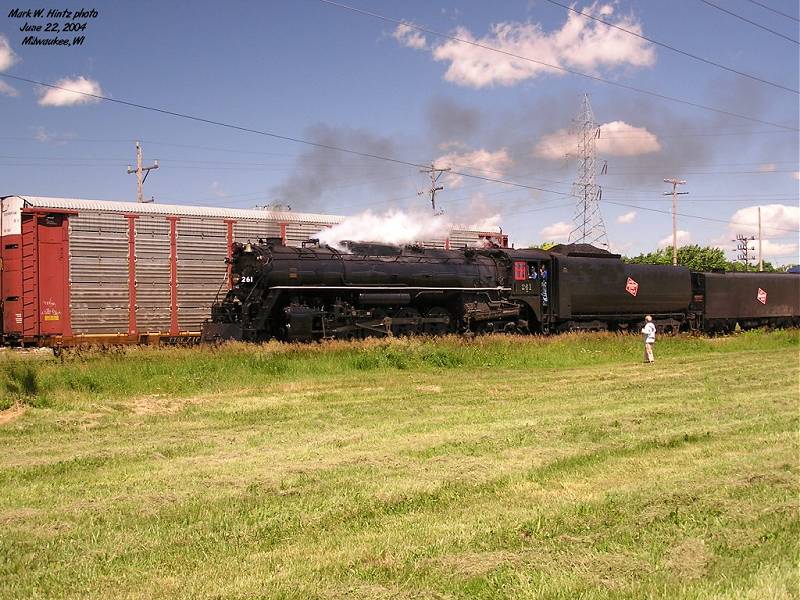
0, 0, 798, 262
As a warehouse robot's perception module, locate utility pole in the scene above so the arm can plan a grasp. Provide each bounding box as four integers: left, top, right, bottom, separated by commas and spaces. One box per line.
663, 178, 688, 266
568, 94, 609, 248
758, 206, 763, 271
419, 163, 450, 215
127, 141, 159, 203
734, 234, 756, 271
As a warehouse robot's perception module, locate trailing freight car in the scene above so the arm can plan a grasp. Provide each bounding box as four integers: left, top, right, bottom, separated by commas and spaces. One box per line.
693, 272, 800, 332
548, 247, 692, 333
0, 195, 506, 348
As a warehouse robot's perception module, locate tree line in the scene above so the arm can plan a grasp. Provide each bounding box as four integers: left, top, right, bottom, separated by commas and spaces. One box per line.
622, 245, 784, 272
532, 243, 796, 272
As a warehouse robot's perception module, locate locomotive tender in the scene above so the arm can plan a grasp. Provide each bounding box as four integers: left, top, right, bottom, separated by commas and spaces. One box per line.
201, 238, 800, 342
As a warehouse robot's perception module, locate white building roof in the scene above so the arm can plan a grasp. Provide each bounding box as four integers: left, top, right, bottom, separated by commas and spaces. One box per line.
0, 195, 502, 233
1, 195, 502, 233
4, 195, 343, 224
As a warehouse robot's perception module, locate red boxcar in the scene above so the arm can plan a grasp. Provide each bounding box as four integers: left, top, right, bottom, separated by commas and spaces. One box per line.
0, 195, 507, 347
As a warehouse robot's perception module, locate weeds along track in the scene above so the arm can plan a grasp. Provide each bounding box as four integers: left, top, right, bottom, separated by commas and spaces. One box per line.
0, 330, 797, 407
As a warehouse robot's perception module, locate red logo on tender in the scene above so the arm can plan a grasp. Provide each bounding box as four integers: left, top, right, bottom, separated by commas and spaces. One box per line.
625, 277, 639, 297
757, 288, 767, 304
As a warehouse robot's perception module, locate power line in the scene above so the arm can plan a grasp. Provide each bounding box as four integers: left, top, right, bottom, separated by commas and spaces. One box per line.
0, 77, 795, 233
0, 74, 427, 168
601, 198, 797, 232
1, 126, 796, 151
698, 0, 799, 43
315, 0, 798, 131
0, 73, 592, 197
605, 169, 799, 176
741, 0, 800, 22
3, 153, 796, 205
2, 151, 796, 196
542, 0, 798, 93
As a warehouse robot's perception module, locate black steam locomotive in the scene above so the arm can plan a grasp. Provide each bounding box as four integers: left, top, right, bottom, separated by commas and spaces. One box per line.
201, 238, 800, 342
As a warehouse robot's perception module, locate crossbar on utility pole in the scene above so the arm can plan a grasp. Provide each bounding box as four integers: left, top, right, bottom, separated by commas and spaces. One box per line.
663, 178, 688, 266
419, 163, 451, 215
127, 141, 159, 203
734, 234, 756, 270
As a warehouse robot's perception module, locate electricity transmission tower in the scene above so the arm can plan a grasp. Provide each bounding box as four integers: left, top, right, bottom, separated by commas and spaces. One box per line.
419, 163, 450, 215
568, 94, 609, 248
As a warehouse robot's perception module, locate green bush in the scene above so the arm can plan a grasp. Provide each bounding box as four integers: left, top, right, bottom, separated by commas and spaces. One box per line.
1, 362, 46, 408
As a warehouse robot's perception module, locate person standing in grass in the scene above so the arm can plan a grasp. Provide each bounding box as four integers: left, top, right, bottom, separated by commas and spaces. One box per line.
642, 315, 656, 363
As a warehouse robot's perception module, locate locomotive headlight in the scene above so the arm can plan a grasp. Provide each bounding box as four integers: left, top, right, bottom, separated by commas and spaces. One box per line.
232, 273, 242, 285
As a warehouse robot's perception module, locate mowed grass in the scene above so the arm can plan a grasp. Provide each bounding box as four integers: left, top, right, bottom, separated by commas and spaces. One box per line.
0, 331, 798, 599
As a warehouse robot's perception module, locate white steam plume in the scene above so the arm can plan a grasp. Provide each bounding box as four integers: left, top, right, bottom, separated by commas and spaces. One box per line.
317, 210, 452, 251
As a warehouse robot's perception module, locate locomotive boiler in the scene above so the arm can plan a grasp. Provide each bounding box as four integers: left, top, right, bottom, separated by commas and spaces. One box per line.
202, 238, 550, 342
203, 238, 797, 343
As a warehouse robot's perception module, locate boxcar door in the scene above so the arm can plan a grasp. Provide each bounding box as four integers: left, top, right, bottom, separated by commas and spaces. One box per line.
34, 213, 70, 337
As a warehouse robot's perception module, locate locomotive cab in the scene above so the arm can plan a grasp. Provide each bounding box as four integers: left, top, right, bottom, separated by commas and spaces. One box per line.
495, 248, 551, 332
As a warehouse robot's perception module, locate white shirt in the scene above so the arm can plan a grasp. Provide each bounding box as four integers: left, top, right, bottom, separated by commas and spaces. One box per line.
642, 322, 656, 344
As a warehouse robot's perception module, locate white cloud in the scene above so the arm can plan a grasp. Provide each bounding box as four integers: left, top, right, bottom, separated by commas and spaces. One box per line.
392, 22, 427, 50
420, 4, 655, 88
469, 214, 502, 230
616, 210, 637, 224
210, 181, 227, 198
540, 221, 573, 241
757, 163, 777, 172
34, 127, 50, 143
658, 230, 691, 248
32, 126, 74, 145
437, 140, 467, 152
457, 192, 503, 231
728, 204, 799, 238
535, 121, 661, 159
711, 216, 799, 263
595, 121, 662, 156
0, 34, 18, 71
609, 240, 633, 255
757, 239, 799, 262
434, 147, 513, 188
37, 76, 103, 107
0, 80, 18, 97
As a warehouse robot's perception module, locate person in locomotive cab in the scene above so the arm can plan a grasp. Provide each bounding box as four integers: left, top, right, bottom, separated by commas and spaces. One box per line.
642, 315, 656, 364
539, 264, 549, 306
528, 263, 538, 280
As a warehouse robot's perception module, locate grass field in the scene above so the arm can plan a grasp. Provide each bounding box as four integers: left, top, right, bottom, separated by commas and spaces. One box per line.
0, 331, 798, 599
